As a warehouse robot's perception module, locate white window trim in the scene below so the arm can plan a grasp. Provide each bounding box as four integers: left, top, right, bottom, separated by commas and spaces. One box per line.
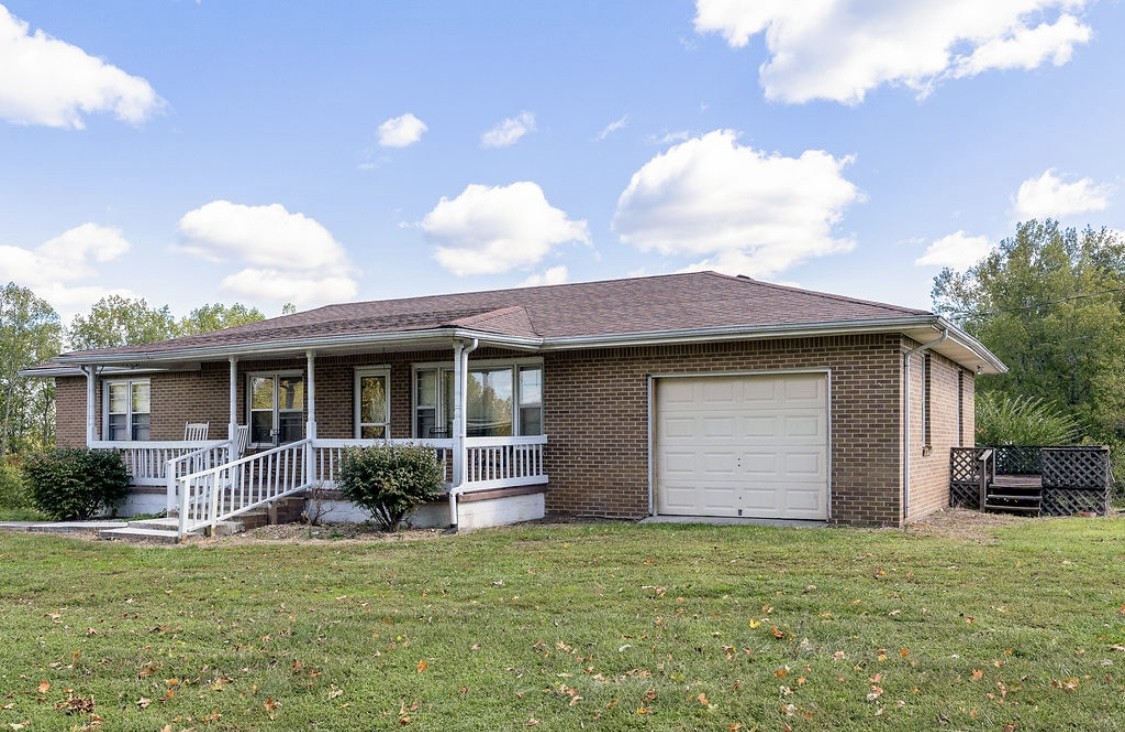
354, 366, 391, 439
102, 378, 151, 442
246, 370, 305, 448
411, 358, 544, 439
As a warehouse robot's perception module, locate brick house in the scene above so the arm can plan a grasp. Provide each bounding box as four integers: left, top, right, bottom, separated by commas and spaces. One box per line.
29, 271, 1004, 532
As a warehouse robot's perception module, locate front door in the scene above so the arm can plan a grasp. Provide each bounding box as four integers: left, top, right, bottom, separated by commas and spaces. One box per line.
249, 374, 305, 447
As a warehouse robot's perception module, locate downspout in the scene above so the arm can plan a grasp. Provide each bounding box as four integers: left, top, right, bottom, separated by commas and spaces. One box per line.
902, 328, 949, 520
447, 337, 479, 530
80, 365, 98, 446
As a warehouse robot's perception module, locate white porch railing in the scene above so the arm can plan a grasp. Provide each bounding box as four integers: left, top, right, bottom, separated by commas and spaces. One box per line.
463, 435, 548, 491
178, 439, 312, 536
90, 440, 227, 486
312, 438, 454, 487
100, 434, 549, 537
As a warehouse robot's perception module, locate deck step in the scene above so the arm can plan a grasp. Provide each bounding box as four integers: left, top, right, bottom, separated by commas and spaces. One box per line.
984, 503, 1041, 514
987, 493, 1041, 502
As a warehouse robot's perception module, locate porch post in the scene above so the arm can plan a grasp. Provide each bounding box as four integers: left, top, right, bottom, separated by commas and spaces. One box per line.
228, 357, 238, 442
449, 341, 465, 526
306, 350, 317, 487
83, 365, 97, 446
305, 350, 317, 440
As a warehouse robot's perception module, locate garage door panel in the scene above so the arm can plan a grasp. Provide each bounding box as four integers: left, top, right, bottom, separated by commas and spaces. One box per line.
783, 415, 823, 439
702, 416, 737, 439
656, 373, 828, 520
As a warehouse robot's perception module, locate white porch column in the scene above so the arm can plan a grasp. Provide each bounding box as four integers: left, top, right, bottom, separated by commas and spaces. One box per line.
305, 350, 317, 440
306, 350, 317, 487
228, 357, 239, 442
449, 341, 465, 526
83, 366, 97, 446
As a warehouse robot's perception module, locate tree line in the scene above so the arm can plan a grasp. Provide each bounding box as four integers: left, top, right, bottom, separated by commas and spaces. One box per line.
932, 219, 1125, 485
0, 287, 278, 455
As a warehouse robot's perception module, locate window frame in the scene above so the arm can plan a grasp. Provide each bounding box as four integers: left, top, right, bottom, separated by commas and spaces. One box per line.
411, 358, 544, 439
921, 354, 932, 448
354, 366, 392, 440
102, 378, 151, 442
246, 370, 305, 448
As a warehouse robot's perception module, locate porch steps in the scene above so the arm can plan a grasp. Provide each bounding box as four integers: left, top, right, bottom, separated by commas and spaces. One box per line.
983, 476, 1043, 516
98, 496, 306, 543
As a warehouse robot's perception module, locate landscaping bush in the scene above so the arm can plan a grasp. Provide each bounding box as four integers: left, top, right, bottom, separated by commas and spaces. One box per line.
0, 459, 31, 510
337, 444, 443, 531
23, 449, 129, 520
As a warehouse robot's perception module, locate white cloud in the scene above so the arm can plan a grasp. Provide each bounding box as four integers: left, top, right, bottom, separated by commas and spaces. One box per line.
377, 112, 427, 148
915, 231, 994, 269
596, 115, 629, 140
520, 266, 569, 287
481, 111, 536, 148
0, 223, 135, 319
694, 0, 1093, 104
612, 129, 862, 278
1013, 168, 1112, 219
421, 182, 590, 276
177, 200, 357, 306
0, 5, 163, 128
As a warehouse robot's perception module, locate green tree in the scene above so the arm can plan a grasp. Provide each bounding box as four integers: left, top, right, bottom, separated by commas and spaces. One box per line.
180, 302, 265, 335
0, 283, 62, 455
932, 220, 1125, 476
68, 295, 177, 350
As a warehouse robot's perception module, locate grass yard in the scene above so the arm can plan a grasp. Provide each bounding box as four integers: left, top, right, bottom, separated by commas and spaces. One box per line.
0, 513, 1123, 731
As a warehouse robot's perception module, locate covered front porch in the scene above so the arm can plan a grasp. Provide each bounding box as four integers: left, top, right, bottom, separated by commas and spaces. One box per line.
75, 336, 549, 538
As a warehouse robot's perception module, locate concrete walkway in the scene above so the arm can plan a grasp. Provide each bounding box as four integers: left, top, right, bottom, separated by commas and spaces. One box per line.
0, 520, 128, 533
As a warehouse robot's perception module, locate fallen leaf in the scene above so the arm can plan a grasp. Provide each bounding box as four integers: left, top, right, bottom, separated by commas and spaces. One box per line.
416, 660, 428, 672
771, 626, 785, 639
36, 681, 49, 694
136, 697, 150, 709
263, 696, 280, 711
697, 692, 709, 706
971, 669, 984, 681
900, 648, 910, 658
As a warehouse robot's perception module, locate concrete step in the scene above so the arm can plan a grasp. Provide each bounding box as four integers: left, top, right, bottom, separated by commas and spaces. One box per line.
98, 527, 181, 544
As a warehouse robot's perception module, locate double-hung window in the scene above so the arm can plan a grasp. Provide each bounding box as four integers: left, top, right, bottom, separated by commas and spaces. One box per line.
105, 379, 151, 441
413, 361, 543, 438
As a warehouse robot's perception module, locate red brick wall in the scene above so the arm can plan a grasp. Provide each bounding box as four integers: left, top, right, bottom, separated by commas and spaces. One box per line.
542, 335, 906, 526
904, 344, 976, 522
55, 376, 86, 447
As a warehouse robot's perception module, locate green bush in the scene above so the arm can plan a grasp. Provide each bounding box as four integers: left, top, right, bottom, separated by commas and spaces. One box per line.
337, 444, 444, 531
0, 459, 31, 510
23, 449, 130, 521
976, 392, 1078, 447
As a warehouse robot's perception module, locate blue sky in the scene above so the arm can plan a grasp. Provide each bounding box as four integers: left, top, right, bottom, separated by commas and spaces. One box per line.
1, 1, 1122, 323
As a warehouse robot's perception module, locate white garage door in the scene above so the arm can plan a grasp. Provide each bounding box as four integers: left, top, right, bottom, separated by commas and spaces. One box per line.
655, 373, 828, 520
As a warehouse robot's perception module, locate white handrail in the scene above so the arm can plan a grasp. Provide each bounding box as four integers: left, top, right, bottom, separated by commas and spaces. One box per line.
164, 441, 232, 513
177, 438, 313, 537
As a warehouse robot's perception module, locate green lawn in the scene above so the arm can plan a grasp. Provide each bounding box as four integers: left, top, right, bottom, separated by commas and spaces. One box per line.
0, 516, 1123, 731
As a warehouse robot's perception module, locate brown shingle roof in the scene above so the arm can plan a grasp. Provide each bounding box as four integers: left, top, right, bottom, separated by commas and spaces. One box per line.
57, 271, 930, 360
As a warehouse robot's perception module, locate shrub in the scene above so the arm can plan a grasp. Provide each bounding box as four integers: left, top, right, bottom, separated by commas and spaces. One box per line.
0, 459, 31, 510
23, 449, 130, 520
337, 444, 444, 531
976, 392, 1078, 447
